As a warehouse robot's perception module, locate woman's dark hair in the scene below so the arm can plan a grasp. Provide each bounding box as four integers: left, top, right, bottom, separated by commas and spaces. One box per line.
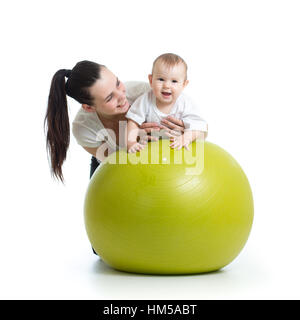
44, 60, 104, 182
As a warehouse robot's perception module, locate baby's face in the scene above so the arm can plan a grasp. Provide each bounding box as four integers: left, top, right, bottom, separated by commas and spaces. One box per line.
149, 61, 188, 107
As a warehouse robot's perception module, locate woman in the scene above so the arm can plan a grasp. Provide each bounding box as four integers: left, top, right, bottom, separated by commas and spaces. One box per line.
45, 60, 185, 182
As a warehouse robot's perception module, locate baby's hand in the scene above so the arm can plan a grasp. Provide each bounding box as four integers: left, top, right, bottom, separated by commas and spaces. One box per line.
127, 142, 145, 153
169, 134, 191, 151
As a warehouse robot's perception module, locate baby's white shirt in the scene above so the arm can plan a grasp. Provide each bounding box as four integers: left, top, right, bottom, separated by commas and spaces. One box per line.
125, 89, 208, 132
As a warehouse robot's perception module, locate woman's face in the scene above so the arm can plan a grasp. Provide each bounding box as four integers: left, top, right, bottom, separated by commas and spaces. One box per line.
89, 67, 130, 118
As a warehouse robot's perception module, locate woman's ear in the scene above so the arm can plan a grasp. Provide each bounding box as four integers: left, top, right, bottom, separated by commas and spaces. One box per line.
82, 104, 96, 112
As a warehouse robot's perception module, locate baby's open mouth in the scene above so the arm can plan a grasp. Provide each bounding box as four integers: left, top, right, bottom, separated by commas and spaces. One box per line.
162, 92, 171, 97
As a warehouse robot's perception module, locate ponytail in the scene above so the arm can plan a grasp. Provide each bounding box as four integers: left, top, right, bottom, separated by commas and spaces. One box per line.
44, 69, 70, 182
45, 61, 102, 182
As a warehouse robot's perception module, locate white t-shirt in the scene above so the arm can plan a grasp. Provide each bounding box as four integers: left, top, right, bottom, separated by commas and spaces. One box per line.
72, 81, 150, 150
125, 90, 208, 132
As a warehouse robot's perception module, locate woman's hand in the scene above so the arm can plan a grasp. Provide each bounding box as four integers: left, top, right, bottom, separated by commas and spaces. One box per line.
160, 116, 185, 138
140, 122, 163, 132
139, 122, 163, 142
140, 117, 185, 141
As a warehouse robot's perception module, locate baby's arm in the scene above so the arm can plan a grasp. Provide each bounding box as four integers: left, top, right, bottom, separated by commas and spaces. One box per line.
169, 130, 205, 151
168, 95, 208, 150
127, 119, 145, 153
125, 92, 152, 153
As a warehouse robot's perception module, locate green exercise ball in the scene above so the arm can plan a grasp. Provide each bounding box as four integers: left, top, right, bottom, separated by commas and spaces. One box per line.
84, 140, 254, 274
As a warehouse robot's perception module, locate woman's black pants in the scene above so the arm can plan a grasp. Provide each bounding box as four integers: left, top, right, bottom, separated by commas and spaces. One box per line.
90, 156, 100, 255
90, 156, 100, 179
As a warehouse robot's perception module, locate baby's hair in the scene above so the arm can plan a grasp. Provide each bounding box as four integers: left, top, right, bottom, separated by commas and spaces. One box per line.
152, 53, 188, 79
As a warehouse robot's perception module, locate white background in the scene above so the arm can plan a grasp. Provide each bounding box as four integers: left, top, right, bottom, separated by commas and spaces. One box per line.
0, 0, 300, 299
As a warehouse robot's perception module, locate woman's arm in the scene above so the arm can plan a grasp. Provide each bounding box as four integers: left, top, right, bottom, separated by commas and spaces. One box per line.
82, 146, 98, 157
83, 142, 109, 162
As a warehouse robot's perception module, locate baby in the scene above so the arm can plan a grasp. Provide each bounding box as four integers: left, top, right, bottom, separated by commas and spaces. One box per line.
126, 53, 208, 153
